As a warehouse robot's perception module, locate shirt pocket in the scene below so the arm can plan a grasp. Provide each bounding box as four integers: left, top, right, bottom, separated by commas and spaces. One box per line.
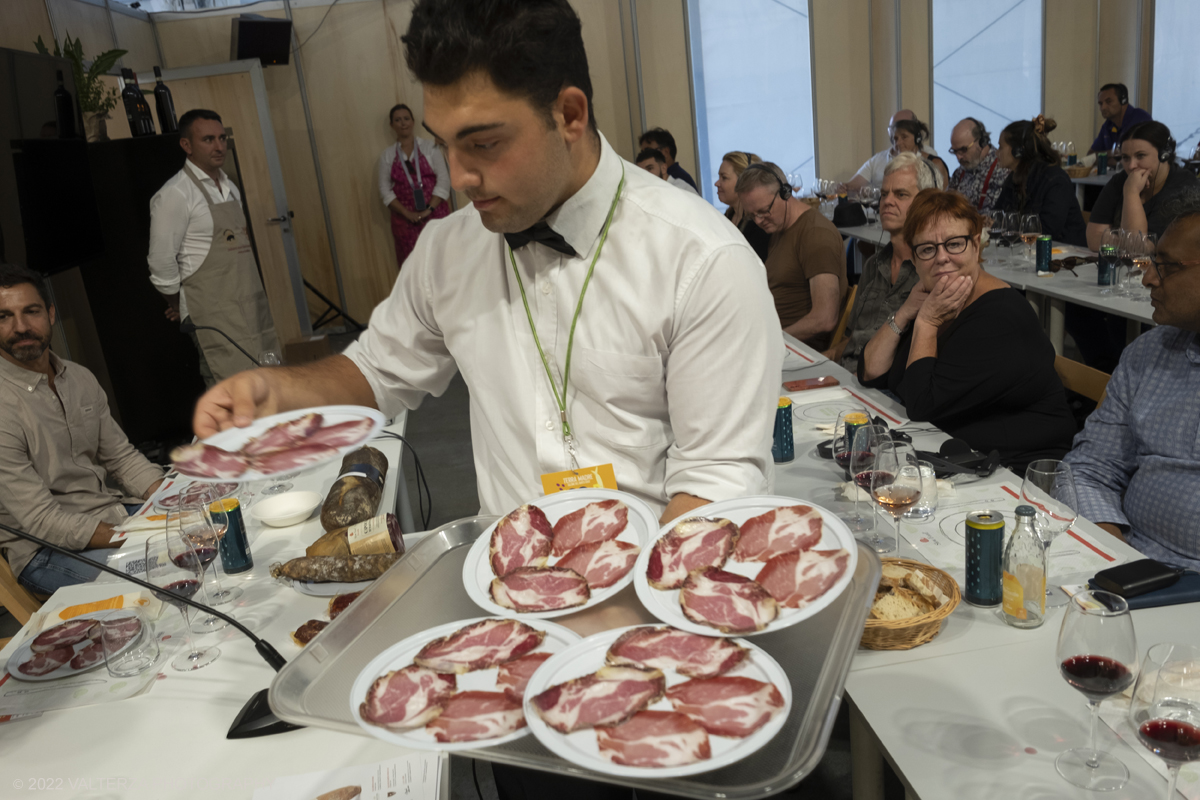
570, 346, 670, 449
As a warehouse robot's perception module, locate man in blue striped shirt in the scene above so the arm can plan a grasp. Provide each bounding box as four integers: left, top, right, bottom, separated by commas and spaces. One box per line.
1065, 200, 1200, 569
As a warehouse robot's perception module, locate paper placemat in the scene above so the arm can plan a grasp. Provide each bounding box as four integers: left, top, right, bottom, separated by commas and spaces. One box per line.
782, 337, 828, 370
1100, 695, 1200, 800
252, 753, 442, 800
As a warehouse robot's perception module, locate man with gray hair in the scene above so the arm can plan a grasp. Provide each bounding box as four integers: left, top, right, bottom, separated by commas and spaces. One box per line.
827, 152, 938, 369
947, 117, 1008, 214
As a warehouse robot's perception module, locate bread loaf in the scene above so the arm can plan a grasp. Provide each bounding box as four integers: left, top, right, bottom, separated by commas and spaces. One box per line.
320, 446, 389, 532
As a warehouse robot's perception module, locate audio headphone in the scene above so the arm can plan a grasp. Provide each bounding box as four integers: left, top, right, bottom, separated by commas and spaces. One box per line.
965, 117, 991, 149
742, 162, 791, 199
1160, 136, 1177, 163
1115, 84, 1129, 105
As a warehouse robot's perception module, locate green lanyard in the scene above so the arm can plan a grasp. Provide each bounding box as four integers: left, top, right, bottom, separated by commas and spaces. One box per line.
507, 165, 625, 467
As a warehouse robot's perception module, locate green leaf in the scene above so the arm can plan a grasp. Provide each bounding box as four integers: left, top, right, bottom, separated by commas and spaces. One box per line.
87, 49, 127, 81
33, 35, 50, 56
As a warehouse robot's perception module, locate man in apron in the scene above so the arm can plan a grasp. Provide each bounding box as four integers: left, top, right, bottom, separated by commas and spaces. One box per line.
148, 108, 279, 386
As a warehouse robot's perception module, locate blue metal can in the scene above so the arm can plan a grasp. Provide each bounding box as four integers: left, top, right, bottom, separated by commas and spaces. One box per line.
772, 397, 794, 463
214, 497, 253, 574
965, 510, 1004, 606
1036, 235, 1053, 273
1098, 244, 1118, 286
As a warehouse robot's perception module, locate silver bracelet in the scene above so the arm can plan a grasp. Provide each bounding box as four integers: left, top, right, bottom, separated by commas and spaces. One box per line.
887, 313, 906, 336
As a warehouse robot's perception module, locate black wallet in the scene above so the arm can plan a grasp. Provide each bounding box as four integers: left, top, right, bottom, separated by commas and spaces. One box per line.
1091, 559, 1184, 598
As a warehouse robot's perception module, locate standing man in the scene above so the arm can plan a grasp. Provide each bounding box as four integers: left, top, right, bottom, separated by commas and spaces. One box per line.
737, 162, 847, 351
1088, 83, 1151, 155
638, 127, 699, 191
148, 108, 280, 387
947, 117, 1008, 214
635, 148, 699, 195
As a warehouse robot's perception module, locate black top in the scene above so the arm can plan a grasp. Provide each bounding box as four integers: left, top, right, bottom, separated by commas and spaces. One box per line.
995, 163, 1087, 246
667, 162, 698, 191
726, 208, 771, 261
1089, 165, 1200, 238
859, 287, 1076, 471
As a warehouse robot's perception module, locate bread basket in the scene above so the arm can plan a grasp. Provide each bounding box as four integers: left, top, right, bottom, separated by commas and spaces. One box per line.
861, 558, 961, 650
1064, 164, 1093, 179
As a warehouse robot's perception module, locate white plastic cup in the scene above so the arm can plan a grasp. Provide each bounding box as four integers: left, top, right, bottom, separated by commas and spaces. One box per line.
99, 607, 159, 678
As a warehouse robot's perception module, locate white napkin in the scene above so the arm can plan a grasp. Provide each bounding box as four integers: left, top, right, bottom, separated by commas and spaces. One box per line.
785, 387, 850, 408
838, 479, 956, 502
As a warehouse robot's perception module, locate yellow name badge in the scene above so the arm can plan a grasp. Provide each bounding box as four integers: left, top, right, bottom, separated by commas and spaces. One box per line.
541, 464, 618, 495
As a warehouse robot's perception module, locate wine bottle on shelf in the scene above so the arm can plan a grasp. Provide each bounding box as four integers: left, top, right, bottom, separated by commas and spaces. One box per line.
120, 68, 156, 137
53, 70, 77, 139
153, 66, 178, 134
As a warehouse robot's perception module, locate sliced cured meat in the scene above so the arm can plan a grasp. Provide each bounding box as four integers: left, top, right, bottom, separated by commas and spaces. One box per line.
496, 651, 554, 704
550, 499, 629, 557
645, 517, 738, 591
248, 442, 340, 475
171, 443, 250, 479
31, 619, 98, 653
100, 617, 142, 651
556, 539, 641, 590
680, 567, 778, 634
360, 665, 456, 730
665, 676, 785, 738
241, 413, 324, 456
596, 710, 711, 768
328, 591, 362, 620
425, 690, 526, 743
531, 665, 666, 733
305, 418, 375, 449
489, 505, 554, 577
291, 619, 328, 646
605, 626, 748, 679
413, 619, 545, 674
732, 505, 823, 562
16, 645, 74, 677
69, 640, 105, 671
490, 566, 590, 612
757, 549, 850, 608
157, 482, 237, 510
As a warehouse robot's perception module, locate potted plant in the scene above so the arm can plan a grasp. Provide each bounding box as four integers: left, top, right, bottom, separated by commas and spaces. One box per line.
34, 34, 126, 142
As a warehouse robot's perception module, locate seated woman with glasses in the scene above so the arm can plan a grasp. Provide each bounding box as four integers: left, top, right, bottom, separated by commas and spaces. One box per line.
994, 115, 1087, 246
858, 189, 1076, 471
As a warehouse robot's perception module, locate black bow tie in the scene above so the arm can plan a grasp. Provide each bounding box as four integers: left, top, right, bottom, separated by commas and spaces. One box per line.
504, 221, 576, 257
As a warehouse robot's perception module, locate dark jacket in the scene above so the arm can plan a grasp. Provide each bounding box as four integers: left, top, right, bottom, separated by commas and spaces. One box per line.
996, 162, 1087, 247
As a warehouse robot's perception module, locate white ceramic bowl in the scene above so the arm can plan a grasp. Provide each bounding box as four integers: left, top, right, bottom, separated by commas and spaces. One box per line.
250, 491, 322, 527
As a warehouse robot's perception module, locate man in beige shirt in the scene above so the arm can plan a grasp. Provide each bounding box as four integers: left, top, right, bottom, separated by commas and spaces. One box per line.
0, 264, 163, 595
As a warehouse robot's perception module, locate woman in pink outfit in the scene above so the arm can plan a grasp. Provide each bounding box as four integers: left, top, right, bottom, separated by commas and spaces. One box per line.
378, 104, 451, 269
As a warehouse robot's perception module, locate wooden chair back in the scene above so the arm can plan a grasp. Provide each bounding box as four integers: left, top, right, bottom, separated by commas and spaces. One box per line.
0, 556, 42, 626
831, 284, 858, 348
1055, 355, 1111, 406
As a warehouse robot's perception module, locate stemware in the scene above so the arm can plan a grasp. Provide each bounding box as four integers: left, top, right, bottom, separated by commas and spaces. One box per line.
1002, 212, 1022, 266
834, 415, 885, 533
181, 487, 244, 605
1129, 643, 1200, 800
1021, 459, 1078, 608
986, 213, 1006, 264
167, 507, 228, 634
1099, 228, 1123, 295
1130, 233, 1155, 303
1021, 214, 1042, 267
868, 441, 920, 554
1054, 590, 1138, 791
145, 531, 221, 671
1118, 230, 1144, 298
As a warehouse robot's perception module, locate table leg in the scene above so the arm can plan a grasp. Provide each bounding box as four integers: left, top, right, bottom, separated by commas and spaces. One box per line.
850, 699, 884, 800
1048, 298, 1066, 355
1027, 292, 1041, 322
1075, 183, 1085, 210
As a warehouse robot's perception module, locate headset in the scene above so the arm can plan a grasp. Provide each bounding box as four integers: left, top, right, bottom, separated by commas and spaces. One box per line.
1160, 135, 1177, 163
965, 117, 991, 149
742, 162, 791, 199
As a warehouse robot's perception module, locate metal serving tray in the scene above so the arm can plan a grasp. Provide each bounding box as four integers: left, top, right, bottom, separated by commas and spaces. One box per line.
270, 516, 880, 799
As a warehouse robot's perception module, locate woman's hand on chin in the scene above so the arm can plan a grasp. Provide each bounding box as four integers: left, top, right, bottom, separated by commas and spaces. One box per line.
917, 274, 972, 329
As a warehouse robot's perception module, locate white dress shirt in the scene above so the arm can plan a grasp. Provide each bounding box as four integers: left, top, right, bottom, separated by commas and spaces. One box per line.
147, 158, 241, 319
345, 134, 780, 518
377, 137, 451, 207
854, 143, 942, 188
667, 175, 700, 195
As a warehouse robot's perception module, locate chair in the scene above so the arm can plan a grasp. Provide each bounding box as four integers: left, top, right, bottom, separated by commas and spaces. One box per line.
1055, 355, 1110, 406
829, 284, 859, 352
0, 557, 42, 626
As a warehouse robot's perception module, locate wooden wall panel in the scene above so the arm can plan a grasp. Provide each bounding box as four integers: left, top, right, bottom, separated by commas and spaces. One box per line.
869, 0, 899, 153
635, 0, 697, 179
0, 0, 54, 52
46, 0, 114, 58
897, 0, 932, 127
1045, 0, 1098, 157
574, 0, 635, 160
812, 0, 874, 182
111, 12, 160, 74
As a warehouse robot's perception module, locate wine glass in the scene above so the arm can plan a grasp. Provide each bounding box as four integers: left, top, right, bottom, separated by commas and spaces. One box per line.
1130, 233, 1155, 302
832, 410, 879, 532
1055, 590, 1138, 791
1117, 230, 1143, 298
181, 488, 243, 605
167, 507, 228, 634
1021, 459, 1078, 608
850, 425, 890, 536
786, 172, 804, 196
1002, 212, 1021, 266
1099, 228, 1123, 296
1021, 214, 1042, 267
868, 441, 920, 554
1129, 642, 1200, 800
145, 531, 221, 671
986, 213, 1007, 264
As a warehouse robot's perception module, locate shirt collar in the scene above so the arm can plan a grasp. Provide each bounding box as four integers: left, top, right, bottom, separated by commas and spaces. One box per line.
0, 350, 63, 391
544, 133, 622, 259
184, 158, 229, 189
965, 148, 998, 175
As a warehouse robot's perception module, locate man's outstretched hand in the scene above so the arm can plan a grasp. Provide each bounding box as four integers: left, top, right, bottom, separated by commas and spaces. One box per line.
193, 370, 279, 438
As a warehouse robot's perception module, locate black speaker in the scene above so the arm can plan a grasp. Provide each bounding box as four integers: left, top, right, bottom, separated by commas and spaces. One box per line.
230, 15, 292, 66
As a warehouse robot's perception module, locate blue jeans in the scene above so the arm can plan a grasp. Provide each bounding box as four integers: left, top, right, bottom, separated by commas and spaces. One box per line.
17, 504, 143, 595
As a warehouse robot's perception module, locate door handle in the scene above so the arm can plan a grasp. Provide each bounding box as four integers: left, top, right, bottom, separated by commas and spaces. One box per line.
267, 211, 295, 224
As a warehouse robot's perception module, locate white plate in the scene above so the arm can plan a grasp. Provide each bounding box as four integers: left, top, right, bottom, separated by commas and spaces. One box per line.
523, 625, 792, 778
292, 579, 373, 597
350, 616, 581, 751
6, 611, 145, 682
462, 489, 658, 619
153, 482, 239, 512
633, 496, 858, 637
181, 405, 386, 483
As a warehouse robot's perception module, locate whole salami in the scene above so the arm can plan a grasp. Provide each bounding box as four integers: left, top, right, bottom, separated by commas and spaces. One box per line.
320, 446, 390, 532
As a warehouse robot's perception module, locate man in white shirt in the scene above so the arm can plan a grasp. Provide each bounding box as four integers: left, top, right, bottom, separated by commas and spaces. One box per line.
193, 0, 778, 532
845, 109, 941, 191
635, 147, 699, 195
148, 108, 280, 386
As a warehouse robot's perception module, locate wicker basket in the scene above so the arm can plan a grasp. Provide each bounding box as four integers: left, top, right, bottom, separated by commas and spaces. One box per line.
860, 558, 961, 650
1064, 164, 1093, 178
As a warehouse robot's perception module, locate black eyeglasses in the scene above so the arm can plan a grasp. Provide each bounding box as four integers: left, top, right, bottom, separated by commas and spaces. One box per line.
913, 235, 971, 261
1150, 257, 1200, 282
751, 194, 777, 222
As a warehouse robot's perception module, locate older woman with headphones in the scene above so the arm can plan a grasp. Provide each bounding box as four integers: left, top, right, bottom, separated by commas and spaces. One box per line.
995, 115, 1087, 246
713, 150, 770, 261
891, 119, 950, 189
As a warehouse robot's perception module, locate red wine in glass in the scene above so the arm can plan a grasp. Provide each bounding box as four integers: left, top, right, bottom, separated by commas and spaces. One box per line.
172, 547, 218, 571
1059, 655, 1134, 700
153, 578, 200, 607
856, 469, 892, 490
1137, 719, 1200, 763
837, 450, 873, 479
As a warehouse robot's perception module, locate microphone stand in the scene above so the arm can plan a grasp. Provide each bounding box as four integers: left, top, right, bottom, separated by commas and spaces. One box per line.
178, 321, 262, 369
0, 520, 301, 739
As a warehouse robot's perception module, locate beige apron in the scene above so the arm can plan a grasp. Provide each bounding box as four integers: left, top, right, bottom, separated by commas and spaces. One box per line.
180, 168, 280, 383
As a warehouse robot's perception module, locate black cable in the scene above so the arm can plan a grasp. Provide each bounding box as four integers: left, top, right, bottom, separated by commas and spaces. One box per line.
471, 758, 483, 800
373, 431, 432, 530
293, 0, 342, 54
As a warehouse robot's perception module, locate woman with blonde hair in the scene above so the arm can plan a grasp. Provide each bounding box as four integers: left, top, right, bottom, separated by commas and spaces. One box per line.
714, 150, 770, 260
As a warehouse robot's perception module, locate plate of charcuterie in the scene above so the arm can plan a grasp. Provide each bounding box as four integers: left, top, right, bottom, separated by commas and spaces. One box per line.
170, 405, 385, 483
6, 611, 147, 682
633, 496, 857, 637
461, 489, 658, 619
350, 616, 580, 751
153, 482, 239, 512
522, 624, 791, 778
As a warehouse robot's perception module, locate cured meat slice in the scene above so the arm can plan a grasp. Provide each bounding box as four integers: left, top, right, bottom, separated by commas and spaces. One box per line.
248, 442, 340, 475
606, 626, 748, 679
732, 505, 823, 562
157, 482, 237, 510
757, 549, 851, 608
16, 645, 74, 677
425, 690, 527, 743
69, 640, 105, 671
490, 567, 590, 612
665, 676, 785, 738
328, 591, 362, 620
170, 443, 250, 479
596, 711, 712, 768
556, 539, 641, 590
100, 617, 142, 651
291, 619, 328, 646
646, 517, 738, 590
304, 418, 375, 449
531, 665, 666, 733
360, 665, 456, 730
496, 651, 553, 704
241, 413, 324, 456
413, 619, 545, 674
31, 618, 98, 653
680, 568, 778, 634
550, 499, 629, 557
489, 505, 554, 577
